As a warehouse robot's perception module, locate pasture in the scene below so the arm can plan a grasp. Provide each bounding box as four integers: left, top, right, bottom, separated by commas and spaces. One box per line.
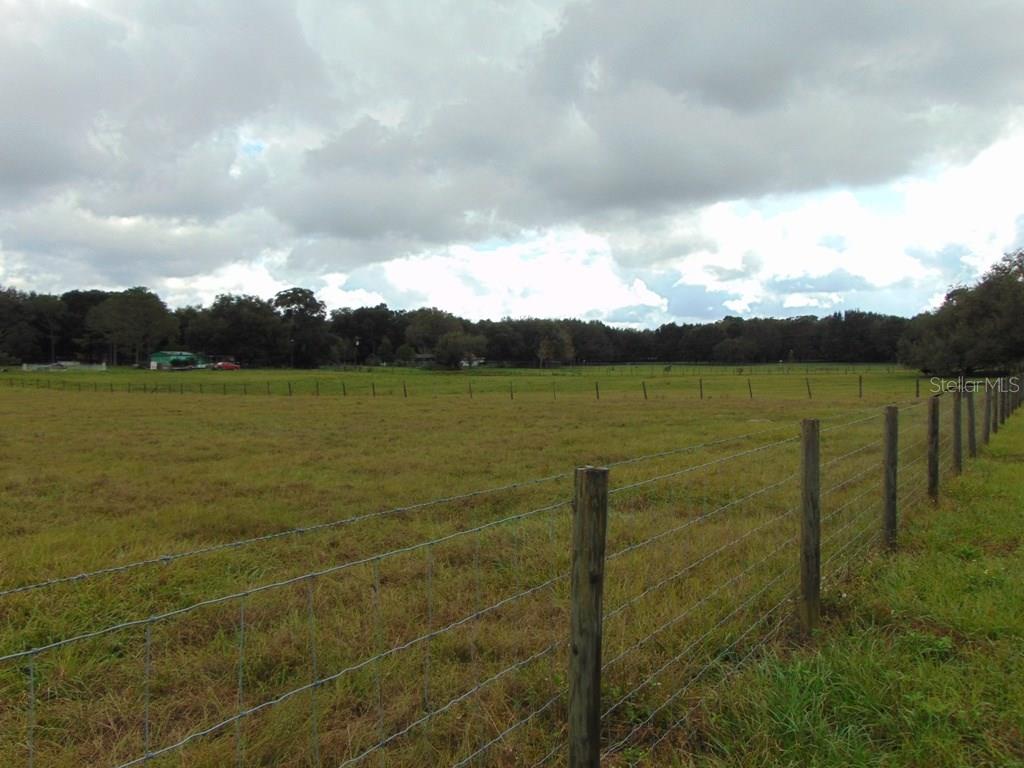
0, 365, 956, 766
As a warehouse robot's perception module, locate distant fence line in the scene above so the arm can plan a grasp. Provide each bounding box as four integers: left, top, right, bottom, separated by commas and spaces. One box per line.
4, 372, 953, 401
0, 379, 1020, 766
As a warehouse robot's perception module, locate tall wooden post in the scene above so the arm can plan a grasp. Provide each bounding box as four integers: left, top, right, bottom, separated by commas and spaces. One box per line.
805, 378, 813, 399
858, 374, 863, 398
984, 389, 992, 445
798, 419, 821, 638
883, 406, 898, 550
952, 390, 963, 476
568, 466, 609, 768
699, 378, 703, 400
996, 380, 1003, 432
966, 390, 977, 459
928, 396, 940, 502
748, 378, 753, 399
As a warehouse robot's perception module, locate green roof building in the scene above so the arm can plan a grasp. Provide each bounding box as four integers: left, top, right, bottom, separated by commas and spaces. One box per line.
149, 351, 209, 369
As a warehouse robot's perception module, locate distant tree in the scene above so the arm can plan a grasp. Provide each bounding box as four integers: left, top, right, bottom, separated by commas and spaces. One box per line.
58, 289, 112, 360
394, 343, 415, 365
86, 288, 177, 365
203, 294, 288, 367
27, 295, 66, 363
434, 331, 487, 368
274, 288, 330, 368
899, 250, 1024, 373
537, 325, 574, 366
374, 336, 391, 363
330, 303, 405, 362
405, 308, 463, 353
0, 287, 40, 363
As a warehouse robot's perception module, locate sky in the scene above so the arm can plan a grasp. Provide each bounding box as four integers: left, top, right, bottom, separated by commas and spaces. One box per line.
2, 0, 1024, 327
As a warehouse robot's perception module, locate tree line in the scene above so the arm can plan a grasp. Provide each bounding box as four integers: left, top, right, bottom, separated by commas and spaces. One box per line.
2, 250, 1021, 372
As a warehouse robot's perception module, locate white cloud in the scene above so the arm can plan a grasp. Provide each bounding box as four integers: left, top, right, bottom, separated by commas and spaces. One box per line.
378, 230, 667, 321
160, 253, 291, 307
318, 272, 387, 310
3, 1, 1024, 326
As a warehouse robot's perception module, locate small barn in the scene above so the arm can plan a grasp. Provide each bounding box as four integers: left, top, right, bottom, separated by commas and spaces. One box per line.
149, 351, 209, 370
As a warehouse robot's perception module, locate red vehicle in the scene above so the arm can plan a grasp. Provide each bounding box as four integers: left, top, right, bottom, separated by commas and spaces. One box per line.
213, 361, 241, 370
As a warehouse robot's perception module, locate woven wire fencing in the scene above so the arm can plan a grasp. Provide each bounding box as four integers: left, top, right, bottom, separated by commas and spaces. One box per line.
0, 393, 1004, 767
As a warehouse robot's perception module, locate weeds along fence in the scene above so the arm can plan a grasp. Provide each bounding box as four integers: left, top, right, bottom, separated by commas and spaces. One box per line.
0, 384, 1020, 766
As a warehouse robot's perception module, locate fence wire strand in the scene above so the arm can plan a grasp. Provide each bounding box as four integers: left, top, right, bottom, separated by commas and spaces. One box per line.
601, 566, 795, 757
1, 499, 570, 664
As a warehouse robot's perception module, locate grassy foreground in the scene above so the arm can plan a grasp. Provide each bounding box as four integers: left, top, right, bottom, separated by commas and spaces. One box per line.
659, 412, 1024, 767
0, 371, 953, 766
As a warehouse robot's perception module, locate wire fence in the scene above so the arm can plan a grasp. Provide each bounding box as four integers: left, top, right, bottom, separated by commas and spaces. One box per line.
5, 371, 929, 403
0, 386, 1017, 767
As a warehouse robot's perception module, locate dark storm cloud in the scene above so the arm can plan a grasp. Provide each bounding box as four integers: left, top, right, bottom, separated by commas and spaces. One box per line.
268, 0, 1024, 251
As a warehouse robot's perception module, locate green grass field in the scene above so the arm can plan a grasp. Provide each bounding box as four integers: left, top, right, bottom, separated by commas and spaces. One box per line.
675, 412, 1024, 767
0, 365, 1004, 766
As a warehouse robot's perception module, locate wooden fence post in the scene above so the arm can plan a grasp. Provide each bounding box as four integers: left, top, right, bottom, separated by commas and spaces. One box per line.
859, 374, 863, 399
642, 381, 648, 401
966, 390, 977, 459
595, 381, 600, 401
403, 381, 408, 398
928, 396, 940, 502
371, 382, 376, 398
992, 381, 1000, 434
287, 381, 292, 396
342, 381, 347, 397
699, 378, 703, 400
883, 406, 898, 550
952, 390, 963, 475
805, 377, 813, 399
747, 378, 753, 399
568, 466, 609, 768
798, 419, 821, 638
983, 388, 992, 445
915, 378, 920, 399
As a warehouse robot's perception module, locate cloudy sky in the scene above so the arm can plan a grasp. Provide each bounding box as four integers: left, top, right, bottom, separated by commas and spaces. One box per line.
2, 1, 1024, 326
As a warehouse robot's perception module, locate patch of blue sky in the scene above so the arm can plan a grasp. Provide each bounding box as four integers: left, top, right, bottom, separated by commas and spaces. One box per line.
239, 139, 266, 158
850, 183, 905, 214
467, 237, 513, 253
